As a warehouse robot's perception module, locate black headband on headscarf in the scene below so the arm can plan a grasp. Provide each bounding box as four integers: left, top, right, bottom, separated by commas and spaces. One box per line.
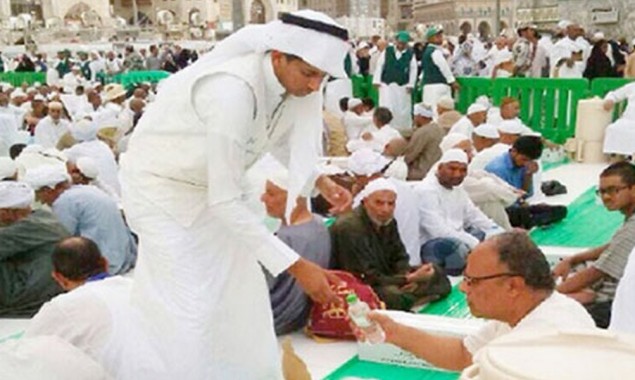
280, 12, 349, 42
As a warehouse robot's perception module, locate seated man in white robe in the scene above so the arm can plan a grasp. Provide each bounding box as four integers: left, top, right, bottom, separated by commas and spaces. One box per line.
365, 231, 594, 372
603, 81, 635, 156
346, 107, 401, 153
260, 171, 331, 335
34, 101, 71, 149
449, 103, 487, 138
348, 148, 421, 265
24, 236, 162, 378
342, 97, 373, 142
415, 149, 502, 275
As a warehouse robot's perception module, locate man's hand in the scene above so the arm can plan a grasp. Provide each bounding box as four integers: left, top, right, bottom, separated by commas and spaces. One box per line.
316, 175, 353, 215
367, 312, 402, 345
603, 99, 615, 112
406, 263, 435, 283
287, 258, 343, 305
552, 258, 573, 281
524, 161, 539, 175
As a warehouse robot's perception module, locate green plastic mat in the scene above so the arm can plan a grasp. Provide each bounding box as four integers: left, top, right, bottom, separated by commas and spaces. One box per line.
323, 356, 459, 380
417, 285, 471, 319
0, 331, 23, 344
530, 186, 624, 247
542, 157, 570, 172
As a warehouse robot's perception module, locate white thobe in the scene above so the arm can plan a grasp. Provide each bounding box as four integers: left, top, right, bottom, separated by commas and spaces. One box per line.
414, 174, 500, 248
373, 47, 417, 130
34, 116, 71, 148
342, 111, 373, 141
610, 246, 635, 334
449, 116, 476, 138
603, 82, 635, 155
64, 140, 121, 195
421, 45, 456, 110
104, 59, 122, 75
0, 113, 19, 156
120, 53, 315, 379
24, 277, 164, 378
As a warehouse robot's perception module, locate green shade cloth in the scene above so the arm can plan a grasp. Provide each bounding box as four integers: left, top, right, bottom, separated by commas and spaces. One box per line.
418, 284, 471, 319
530, 186, 624, 247
323, 356, 459, 380
110, 70, 170, 90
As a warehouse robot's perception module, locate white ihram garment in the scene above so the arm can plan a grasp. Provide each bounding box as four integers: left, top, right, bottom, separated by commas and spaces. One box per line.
603, 82, 635, 155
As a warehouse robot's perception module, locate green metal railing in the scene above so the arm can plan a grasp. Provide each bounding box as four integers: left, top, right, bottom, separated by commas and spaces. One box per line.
0, 72, 46, 86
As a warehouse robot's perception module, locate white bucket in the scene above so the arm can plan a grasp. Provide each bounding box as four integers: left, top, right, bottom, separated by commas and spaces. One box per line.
575, 97, 611, 142
575, 140, 607, 164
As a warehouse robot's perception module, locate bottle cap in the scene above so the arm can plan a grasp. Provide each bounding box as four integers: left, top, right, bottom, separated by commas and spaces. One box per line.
346, 293, 358, 304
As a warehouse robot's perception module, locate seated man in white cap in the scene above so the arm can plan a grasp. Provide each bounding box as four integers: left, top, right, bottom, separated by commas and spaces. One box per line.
260, 169, 331, 335
470, 123, 511, 171
346, 107, 400, 153
402, 103, 444, 180
331, 177, 451, 310
63, 119, 121, 195
449, 102, 487, 138
364, 231, 594, 372
24, 236, 162, 377
24, 165, 136, 275
348, 148, 420, 265
342, 97, 373, 142
436, 95, 462, 132
415, 149, 502, 275
472, 123, 500, 153
67, 157, 120, 204
0, 181, 67, 316
34, 101, 71, 149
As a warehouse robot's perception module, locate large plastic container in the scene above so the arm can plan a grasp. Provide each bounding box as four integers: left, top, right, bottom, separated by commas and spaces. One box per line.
461, 328, 635, 380
575, 97, 612, 141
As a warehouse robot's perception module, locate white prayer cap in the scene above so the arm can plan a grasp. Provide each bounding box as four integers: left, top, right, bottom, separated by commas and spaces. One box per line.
71, 65, 81, 71
413, 103, 434, 118
71, 119, 98, 142
23, 165, 70, 190
437, 96, 455, 110
439, 133, 469, 153
498, 119, 525, 134
33, 94, 45, 101
475, 95, 492, 109
358, 177, 397, 200
48, 92, 60, 101
348, 148, 390, 176
26, 87, 36, 93
33, 81, 42, 88
347, 98, 363, 109
0, 157, 18, 180
10, 89, 26, 99
76, 157, 99, 180
593, 32, 605, 41
0, 181, 34, 209
494, 50, 514, 66
357, 41, 370, 50
467, 102, 488, 115
48, 101, 63, 109
557, 20, 573, 30
438, 148, 468, 165
473, 123, 500, 139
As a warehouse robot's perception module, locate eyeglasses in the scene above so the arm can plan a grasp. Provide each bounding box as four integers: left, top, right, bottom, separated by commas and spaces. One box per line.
462, 272, 521, 286
596, 186, 631, 196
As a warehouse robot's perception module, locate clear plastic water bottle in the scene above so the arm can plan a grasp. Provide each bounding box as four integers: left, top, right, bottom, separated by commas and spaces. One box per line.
346, 293, 385, 344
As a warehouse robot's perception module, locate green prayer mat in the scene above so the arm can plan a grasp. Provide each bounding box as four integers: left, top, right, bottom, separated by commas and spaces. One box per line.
323, 356, 459, 380
417, 285, 471, 319
530, 186, 623, 247
542, 157, 570, 172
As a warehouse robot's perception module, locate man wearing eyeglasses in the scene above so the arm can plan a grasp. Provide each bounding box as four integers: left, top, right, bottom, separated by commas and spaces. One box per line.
364, 231, 594, 372
554, 161, 635, 328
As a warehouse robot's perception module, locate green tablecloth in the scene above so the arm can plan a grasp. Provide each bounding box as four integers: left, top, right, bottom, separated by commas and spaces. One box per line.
530, 186, 623, 247
323, 356, 459, 380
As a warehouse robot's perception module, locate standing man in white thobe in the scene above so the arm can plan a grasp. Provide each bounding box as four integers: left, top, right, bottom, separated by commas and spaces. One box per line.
603, 82, 635, 156
373, 31, 417, 131
119, 11, 352, 380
